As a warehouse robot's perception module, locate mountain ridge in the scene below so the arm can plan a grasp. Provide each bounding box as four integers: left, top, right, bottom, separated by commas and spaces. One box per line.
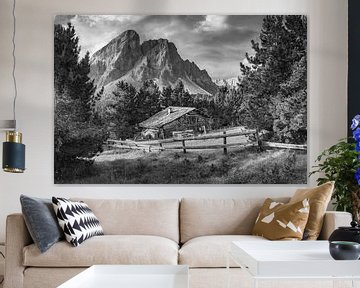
89, 30, 218, 95
214, 77, 241, 88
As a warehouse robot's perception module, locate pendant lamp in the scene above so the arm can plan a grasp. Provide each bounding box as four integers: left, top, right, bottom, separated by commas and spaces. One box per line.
1, 0, 26, 173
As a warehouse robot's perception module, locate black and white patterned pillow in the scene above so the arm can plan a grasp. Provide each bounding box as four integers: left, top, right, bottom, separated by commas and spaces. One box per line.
52, 197, 104, 247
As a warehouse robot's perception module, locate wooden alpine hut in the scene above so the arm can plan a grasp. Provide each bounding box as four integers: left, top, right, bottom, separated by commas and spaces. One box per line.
138, 106, 209, 139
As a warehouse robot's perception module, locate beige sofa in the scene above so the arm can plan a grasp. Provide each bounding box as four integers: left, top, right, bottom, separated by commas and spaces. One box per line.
4, 198, 352, 288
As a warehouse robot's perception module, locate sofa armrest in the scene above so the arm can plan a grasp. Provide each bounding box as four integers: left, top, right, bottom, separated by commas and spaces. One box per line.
4, 213, 33, 288
318, 211, 352, 240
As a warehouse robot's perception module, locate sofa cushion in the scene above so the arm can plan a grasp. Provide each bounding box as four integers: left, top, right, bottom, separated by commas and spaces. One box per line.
179, 235, 267, 268
52, 197, 104, 247
290, 181, 334, 240
72, 199, 179, 243
252, 198, 310, 240
180, 198, 289, 243
20, 195, 64, 253
23, 235, 178, 267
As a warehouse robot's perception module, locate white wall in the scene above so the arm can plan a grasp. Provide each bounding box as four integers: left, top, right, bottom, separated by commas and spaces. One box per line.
0, 0, 348, 242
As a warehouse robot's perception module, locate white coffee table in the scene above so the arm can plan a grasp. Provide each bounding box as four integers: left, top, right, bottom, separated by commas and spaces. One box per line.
58, 265, 189, 288
228, 241, 360, 288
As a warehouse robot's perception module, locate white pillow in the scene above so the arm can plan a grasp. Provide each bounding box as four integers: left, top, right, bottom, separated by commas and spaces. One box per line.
52, 197, 103, 246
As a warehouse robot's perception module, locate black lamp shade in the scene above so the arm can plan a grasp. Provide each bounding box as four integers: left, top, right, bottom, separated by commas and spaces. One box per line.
3, 141, 25, 173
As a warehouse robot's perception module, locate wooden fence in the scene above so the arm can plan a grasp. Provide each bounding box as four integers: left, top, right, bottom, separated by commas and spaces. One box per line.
106, 129, 307, 155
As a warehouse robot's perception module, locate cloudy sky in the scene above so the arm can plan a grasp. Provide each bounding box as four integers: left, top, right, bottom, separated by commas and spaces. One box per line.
55, 15, 264, 79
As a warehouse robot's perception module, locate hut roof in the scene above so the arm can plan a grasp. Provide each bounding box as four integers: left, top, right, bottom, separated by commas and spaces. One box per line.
139, 106, 197, 129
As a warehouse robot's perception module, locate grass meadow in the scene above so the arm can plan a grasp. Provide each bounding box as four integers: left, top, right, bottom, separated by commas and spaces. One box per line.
62, 146, 307, 184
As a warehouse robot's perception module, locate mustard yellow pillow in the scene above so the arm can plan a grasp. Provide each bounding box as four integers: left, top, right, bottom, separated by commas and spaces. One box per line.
252, 198, 310, 240
289, 181, 334, 240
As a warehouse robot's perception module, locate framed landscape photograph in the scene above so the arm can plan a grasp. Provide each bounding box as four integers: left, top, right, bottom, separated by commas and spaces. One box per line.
54, 15, 307, 184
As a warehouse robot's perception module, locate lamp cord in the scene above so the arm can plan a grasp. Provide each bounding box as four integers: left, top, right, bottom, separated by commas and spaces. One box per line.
11, 0, 17, 127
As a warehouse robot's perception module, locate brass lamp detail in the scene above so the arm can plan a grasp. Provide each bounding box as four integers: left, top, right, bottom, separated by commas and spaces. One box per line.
6, 130, 22, 143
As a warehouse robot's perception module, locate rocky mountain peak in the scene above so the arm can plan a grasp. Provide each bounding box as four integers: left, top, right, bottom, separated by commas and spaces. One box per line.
141, 38, 172, 50
122, 29, 138, 38
89, 30, 142, 87
89, 30, 218, 95
92, 30, 140, 59
111, 29, 139, 43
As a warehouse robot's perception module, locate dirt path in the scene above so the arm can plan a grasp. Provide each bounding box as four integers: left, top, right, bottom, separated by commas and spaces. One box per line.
95, 150, 148, 162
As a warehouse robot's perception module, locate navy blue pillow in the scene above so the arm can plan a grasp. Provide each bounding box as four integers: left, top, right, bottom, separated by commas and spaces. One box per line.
20, 195, 64, 253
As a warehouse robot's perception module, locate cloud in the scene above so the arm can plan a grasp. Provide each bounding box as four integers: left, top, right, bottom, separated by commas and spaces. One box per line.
196, 27, 258, 46
196, 15, 228, 32
58, 15, 265, 79
225, 15, 264, 29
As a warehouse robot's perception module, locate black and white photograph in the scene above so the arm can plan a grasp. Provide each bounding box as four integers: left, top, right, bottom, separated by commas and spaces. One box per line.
54, 15, 307, 184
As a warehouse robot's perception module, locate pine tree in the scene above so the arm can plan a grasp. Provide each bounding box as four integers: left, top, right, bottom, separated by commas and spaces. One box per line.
159, 85, 173, 108
137, 80, 161, 120
273, 56, 307, 143
239, 15, 307, 143
171, 80, 192, 107
113, 81, 138, 139
74, 52, 96, 121
54, 23, 80, 95
89, 86, 104, 125
54, 23, 108, 181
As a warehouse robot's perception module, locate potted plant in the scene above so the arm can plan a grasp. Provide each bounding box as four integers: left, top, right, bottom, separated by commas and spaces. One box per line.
310, 115, 360, 222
